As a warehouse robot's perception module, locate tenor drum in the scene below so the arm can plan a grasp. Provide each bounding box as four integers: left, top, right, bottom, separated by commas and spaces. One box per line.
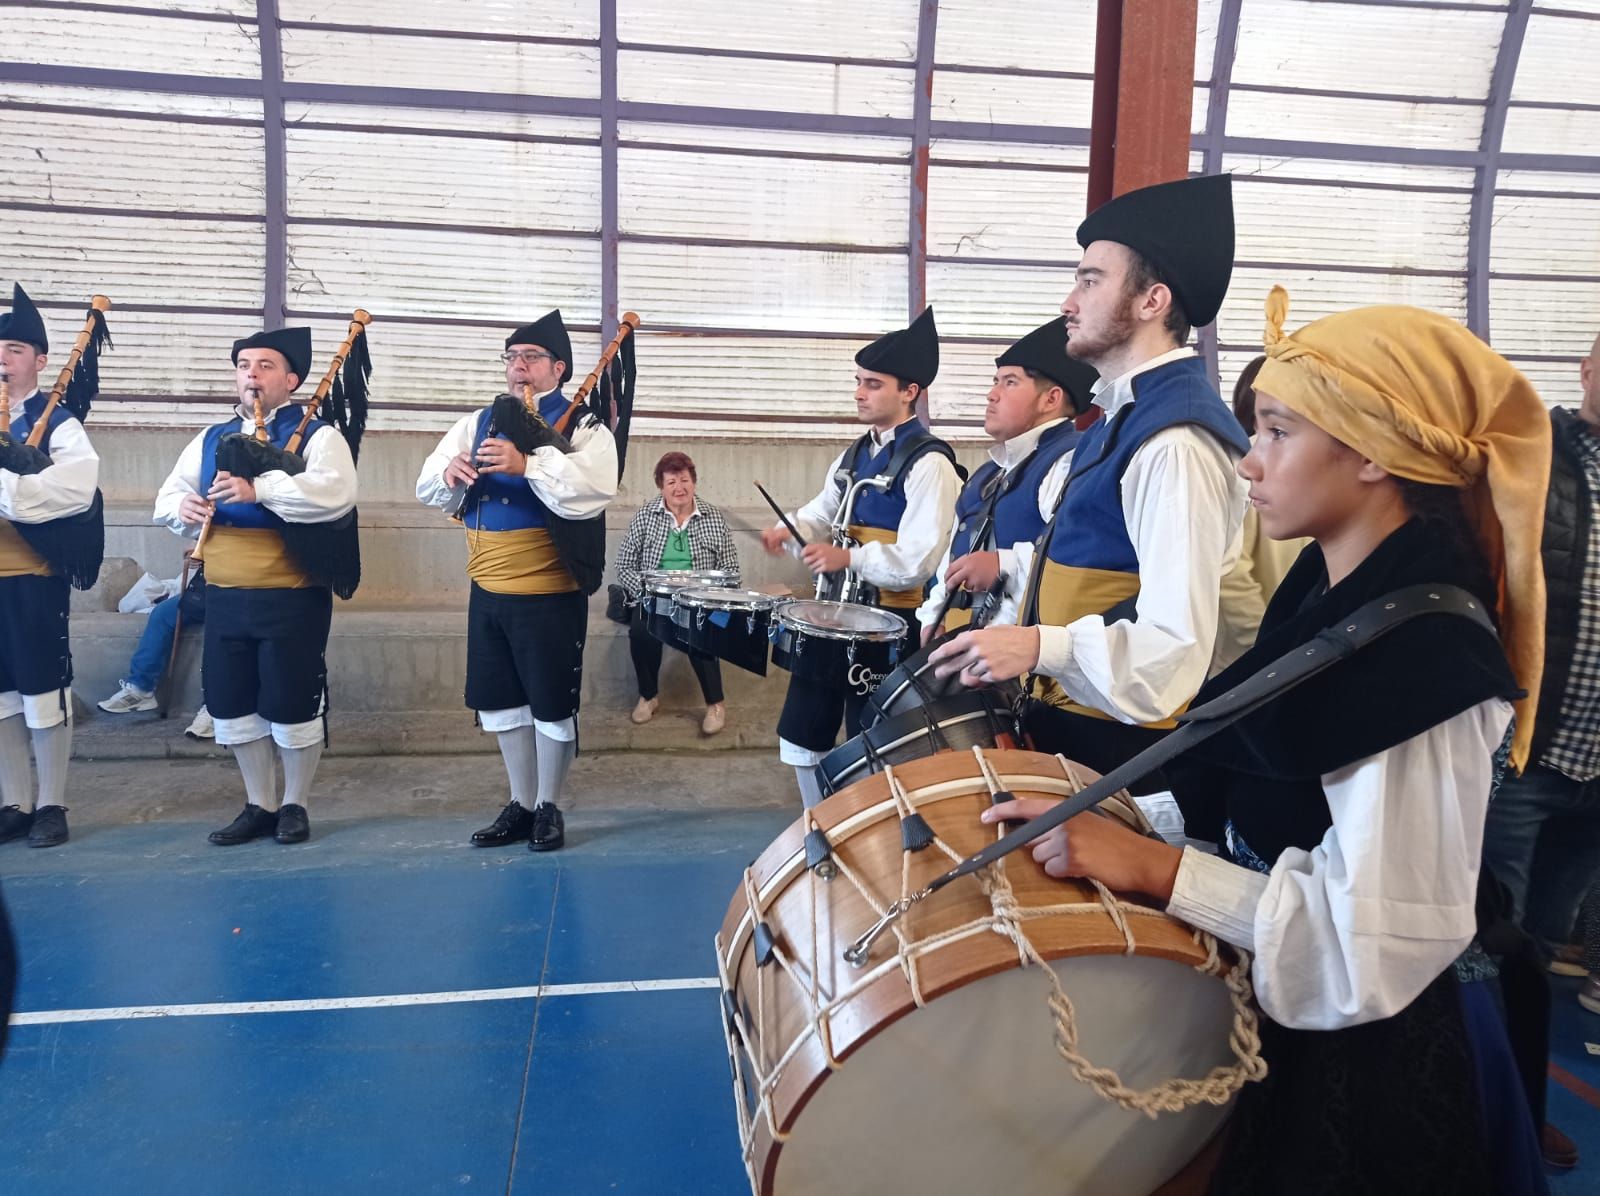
860, 627, 977, 728
770, 600, 906, 693
672, 587, 779, 676
635, 568, 734, 651
716, 748, 1264, 1196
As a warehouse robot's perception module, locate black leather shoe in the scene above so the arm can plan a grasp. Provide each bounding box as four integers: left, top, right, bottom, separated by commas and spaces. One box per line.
27, 805, 67, 848
209, 804, 278, 846
528, 802, 564, 852
471, 801, 534, 847
275, 803, 310, 844
0, 805, 33, 844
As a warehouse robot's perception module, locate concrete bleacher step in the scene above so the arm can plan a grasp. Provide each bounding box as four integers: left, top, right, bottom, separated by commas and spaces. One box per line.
69, 606, 795, 758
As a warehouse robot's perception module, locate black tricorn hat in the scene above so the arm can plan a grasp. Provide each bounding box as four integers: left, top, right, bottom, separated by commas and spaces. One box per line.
996, 317, 1100, 414
506, 309, 573, 383
1075, 174, 1235, 328
856, 306, 938, 388
0, 284, 49, 353
231, 327, 313, 390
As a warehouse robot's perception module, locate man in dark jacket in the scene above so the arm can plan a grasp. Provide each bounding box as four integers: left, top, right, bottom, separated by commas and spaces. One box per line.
1483, 332, 1600, 959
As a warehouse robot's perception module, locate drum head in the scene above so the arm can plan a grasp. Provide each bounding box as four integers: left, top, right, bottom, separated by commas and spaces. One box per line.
779, 600, 905, 641
676, 587, 776, 613
641, 568, 733, 596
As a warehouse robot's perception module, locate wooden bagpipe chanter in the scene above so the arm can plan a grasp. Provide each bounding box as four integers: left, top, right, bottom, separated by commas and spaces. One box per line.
0, 294, 112, 589
190, 310, 372, 600
446, 312, 639, 595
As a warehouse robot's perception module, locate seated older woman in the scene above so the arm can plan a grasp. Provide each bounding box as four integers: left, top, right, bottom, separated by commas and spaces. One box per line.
615, 451, 740, 734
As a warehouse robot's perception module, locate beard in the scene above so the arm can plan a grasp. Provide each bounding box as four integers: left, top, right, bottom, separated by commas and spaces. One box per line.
1066, 293, 1140, 365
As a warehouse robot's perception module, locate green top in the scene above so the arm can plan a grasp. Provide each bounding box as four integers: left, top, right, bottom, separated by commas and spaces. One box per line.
658, 524, 693, 571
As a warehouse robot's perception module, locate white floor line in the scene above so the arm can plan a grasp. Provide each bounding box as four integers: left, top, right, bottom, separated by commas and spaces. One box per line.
8, 977, 721, 1026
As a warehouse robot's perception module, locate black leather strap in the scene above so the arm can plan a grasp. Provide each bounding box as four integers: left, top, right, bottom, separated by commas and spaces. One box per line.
925, 583, 1496, 895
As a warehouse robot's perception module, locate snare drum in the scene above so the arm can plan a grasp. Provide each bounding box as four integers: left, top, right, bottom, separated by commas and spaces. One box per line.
817, 683, 1025, 795
672, 587, 779, 676
770, 600, 906, 693
717, 748, 1266, 1196
635, 569, 734, 650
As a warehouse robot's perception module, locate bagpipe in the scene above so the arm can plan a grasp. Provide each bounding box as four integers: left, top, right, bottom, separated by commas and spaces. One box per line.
191, 310, 372, 600
0, 295, 112, 589
448, 312, 639, 595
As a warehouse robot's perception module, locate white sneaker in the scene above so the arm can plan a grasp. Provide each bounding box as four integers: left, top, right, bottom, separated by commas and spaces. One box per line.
184, 705, 215, 740
98, 682, 156, 714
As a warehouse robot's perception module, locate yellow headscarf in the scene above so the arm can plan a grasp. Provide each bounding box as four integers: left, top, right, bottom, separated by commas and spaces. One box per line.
1254, 286, 1551, 770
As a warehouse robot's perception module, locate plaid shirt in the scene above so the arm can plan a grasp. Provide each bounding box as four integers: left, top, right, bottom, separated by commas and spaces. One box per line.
615, 496, 740, 599
1545, 419, 1600, 781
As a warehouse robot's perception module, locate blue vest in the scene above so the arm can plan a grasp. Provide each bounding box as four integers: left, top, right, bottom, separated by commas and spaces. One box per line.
846, 418, 941, 532
201, 403, 329, 530
461, 390, 569, 533
949, 420, 1080, 559
9, 390, 72, 450
1044, 358, 1248, 571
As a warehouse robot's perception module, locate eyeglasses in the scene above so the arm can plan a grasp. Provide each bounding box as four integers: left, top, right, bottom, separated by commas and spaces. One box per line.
499, 350, 555, 365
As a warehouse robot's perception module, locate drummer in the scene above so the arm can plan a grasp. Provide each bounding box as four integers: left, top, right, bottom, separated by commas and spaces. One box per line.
761, 308, 961, 806
917, 318, 1096, 642
931, 176, 1250, 779
614, 450, 740, 735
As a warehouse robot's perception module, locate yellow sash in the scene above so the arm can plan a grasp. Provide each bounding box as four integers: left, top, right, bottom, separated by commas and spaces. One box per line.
0, 521, 52, 578
1030, 558, 1182, 729
467, 527, 579, 596
203, 526, 313, 589
846, 524, 924, 609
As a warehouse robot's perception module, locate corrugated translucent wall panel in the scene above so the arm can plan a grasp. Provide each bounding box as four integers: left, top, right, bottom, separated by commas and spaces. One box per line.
926, 163, 1088, 261
935, 0, 1097, 72
1505, 358, 1585, 410
1490, 196, 1600, 277
1491, 281, 1600, 362
925, 262, 1074, 338
285, 226, 599, 320
1501, 108, 1600, 158
618, 147, 907, 246
618, 0, 918, 59
617, 51, 913, 118
94, 312, 259, 424
99, 0, 254, 12
933, 341, 1009, 430
279, 0, 601, 39
619, 243, 904, 332
15, 211, 264, 307
1227, 91, 1483, 151
1218, 269, 1468, 352
1, 107, 265, 215
286, 128, 602, 230
0, 82, 262, 122
621, 333, 880, 439
8, 6, 261, 77
931, 72, 1094, 128
1233, 3, 1500, 98
280, 29, 601, 96
1510, 12, 1600, 106
1232, 177, 1471, 271
619, 122, 905, 157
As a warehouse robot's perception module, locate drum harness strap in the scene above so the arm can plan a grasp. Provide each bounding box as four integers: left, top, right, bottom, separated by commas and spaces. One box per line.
848, 583, 1493, 954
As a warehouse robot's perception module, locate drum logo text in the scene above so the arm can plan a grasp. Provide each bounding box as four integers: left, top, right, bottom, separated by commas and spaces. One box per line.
848, 663, 888, 695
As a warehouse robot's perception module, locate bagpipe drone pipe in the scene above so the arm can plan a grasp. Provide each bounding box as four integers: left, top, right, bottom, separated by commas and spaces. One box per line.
0, 296, 112, 589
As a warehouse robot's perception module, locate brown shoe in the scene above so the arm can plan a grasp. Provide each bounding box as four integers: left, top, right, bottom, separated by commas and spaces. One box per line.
1542, 1123, 1579, 1171
701, 702, 726, 736
631, 696, 658, 725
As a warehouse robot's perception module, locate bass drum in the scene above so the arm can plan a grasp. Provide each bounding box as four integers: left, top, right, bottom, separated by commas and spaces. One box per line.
716, 749, 1265, 1196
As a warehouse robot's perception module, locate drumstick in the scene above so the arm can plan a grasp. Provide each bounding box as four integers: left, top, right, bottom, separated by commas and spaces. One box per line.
755, 481, 808, 548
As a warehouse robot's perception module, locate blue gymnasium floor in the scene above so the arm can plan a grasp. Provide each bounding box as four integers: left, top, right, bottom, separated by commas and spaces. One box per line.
0, 763, 1597, 1194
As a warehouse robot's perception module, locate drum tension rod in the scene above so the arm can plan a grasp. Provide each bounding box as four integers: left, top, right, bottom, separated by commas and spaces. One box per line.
843, 889, 930, 968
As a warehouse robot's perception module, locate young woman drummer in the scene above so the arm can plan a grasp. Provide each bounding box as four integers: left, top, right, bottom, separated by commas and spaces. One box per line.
986, 288, 1552, 1194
